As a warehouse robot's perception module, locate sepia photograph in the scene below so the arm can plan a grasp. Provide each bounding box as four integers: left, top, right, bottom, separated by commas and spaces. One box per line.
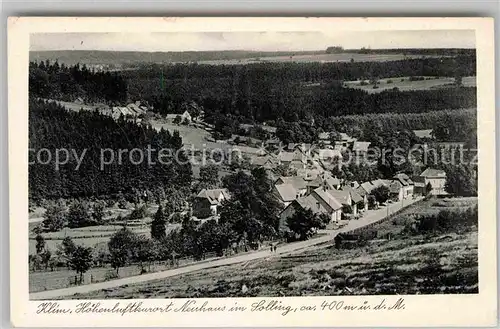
8, 17, 496, 327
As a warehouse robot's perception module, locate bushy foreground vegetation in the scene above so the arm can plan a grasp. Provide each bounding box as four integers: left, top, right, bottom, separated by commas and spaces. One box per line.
64, 198, 478, 299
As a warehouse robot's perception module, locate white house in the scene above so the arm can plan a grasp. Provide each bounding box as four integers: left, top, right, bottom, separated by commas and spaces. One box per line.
418, 168, 447, 195
309, 186, 343, 222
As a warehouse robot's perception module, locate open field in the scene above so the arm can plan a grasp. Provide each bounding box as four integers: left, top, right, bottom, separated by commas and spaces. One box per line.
344, 76, 476, 93
29, 224, 183, 255
191, 53, 443, 65
28, 204, 173, 255
151, 120, 263, 156
49, 196, 477, 299
30, 50, 447, 66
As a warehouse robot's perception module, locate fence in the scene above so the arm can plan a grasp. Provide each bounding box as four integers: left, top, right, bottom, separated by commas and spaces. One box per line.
29, 238, 282, 293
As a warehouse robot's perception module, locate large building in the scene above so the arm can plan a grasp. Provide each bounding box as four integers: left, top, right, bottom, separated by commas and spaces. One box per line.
414, 168, 447, 195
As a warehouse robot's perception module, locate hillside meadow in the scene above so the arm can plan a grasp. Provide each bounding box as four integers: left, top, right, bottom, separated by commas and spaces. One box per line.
64, 197, 478, 299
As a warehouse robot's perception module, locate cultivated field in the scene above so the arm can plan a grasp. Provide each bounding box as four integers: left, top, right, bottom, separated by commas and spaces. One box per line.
29, 223, 182, 255
65, 197, 478, 299
195, 53, 443, 65
344, 76, 476, 93
28, 204, 169, 255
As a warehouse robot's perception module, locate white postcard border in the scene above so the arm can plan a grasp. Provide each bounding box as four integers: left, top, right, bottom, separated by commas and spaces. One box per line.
8, 17, 497, 327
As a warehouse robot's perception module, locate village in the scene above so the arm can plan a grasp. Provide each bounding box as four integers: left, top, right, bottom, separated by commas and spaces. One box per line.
66, 97, 450, 236
26, 40, 479, 301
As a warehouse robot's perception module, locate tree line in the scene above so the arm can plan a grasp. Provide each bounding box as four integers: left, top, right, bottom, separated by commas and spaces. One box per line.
29, 60, 127, 104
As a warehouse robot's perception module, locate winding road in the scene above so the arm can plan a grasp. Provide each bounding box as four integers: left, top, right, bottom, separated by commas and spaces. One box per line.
30, 196, 422, 300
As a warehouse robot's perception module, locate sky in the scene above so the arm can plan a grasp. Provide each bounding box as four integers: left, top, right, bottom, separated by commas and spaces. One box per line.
30, 30, 475, 52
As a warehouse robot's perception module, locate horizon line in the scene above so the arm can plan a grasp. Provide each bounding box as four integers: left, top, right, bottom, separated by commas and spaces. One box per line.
30, 47, 477, 53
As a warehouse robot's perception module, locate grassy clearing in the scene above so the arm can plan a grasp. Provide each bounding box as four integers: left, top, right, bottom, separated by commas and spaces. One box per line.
65, 197, 478, 299
344, 76, 476, 93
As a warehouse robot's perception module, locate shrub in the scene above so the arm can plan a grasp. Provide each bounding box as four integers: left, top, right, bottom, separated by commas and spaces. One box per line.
129, 205, 148, 220
386, 79, 393, 84
104, 269, 119, 281
278, 274, 296, 287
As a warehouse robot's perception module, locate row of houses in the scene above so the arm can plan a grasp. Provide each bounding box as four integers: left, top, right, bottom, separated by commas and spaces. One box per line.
186, 166, 447, 231
275, 167, 447, 232
103, 101, 150, 119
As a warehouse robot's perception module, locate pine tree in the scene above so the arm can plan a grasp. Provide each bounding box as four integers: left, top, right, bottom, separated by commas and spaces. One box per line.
151, 205, 167, 240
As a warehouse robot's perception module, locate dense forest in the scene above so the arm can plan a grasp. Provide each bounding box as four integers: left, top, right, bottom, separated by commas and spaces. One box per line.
29, 61, 127, 104
121, 56, 476, 132
29, 99, 191, 201
319, 109, 477, 145
343, 48, 476, 56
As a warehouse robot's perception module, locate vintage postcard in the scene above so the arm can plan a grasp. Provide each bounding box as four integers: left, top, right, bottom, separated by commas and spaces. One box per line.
8, 17, 497, 327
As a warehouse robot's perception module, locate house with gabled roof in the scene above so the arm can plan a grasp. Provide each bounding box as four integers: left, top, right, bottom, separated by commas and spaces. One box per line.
306, 172, 341, 194
341, 185, 367, 213
388, 180, 404, 201
192, 188, 230, 218
251, 155, 278, 169
327, 188, 363, 217
273, 183, 299, 208
417, 167, 447, 195
318, 131, 331, 144
313, 148, 342, 162
356, 179, 391, 200
393, 173, 414, 199
279, 194, 332, 232
277, 151, 295, 164
275, 176, 308, 196
309, 187, 343, 222
126, 103, 146, 116
352, 141, 371, 154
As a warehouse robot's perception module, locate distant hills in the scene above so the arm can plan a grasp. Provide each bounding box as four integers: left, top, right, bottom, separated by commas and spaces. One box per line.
30, 48, 475, 66
29, 50, 322, 66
